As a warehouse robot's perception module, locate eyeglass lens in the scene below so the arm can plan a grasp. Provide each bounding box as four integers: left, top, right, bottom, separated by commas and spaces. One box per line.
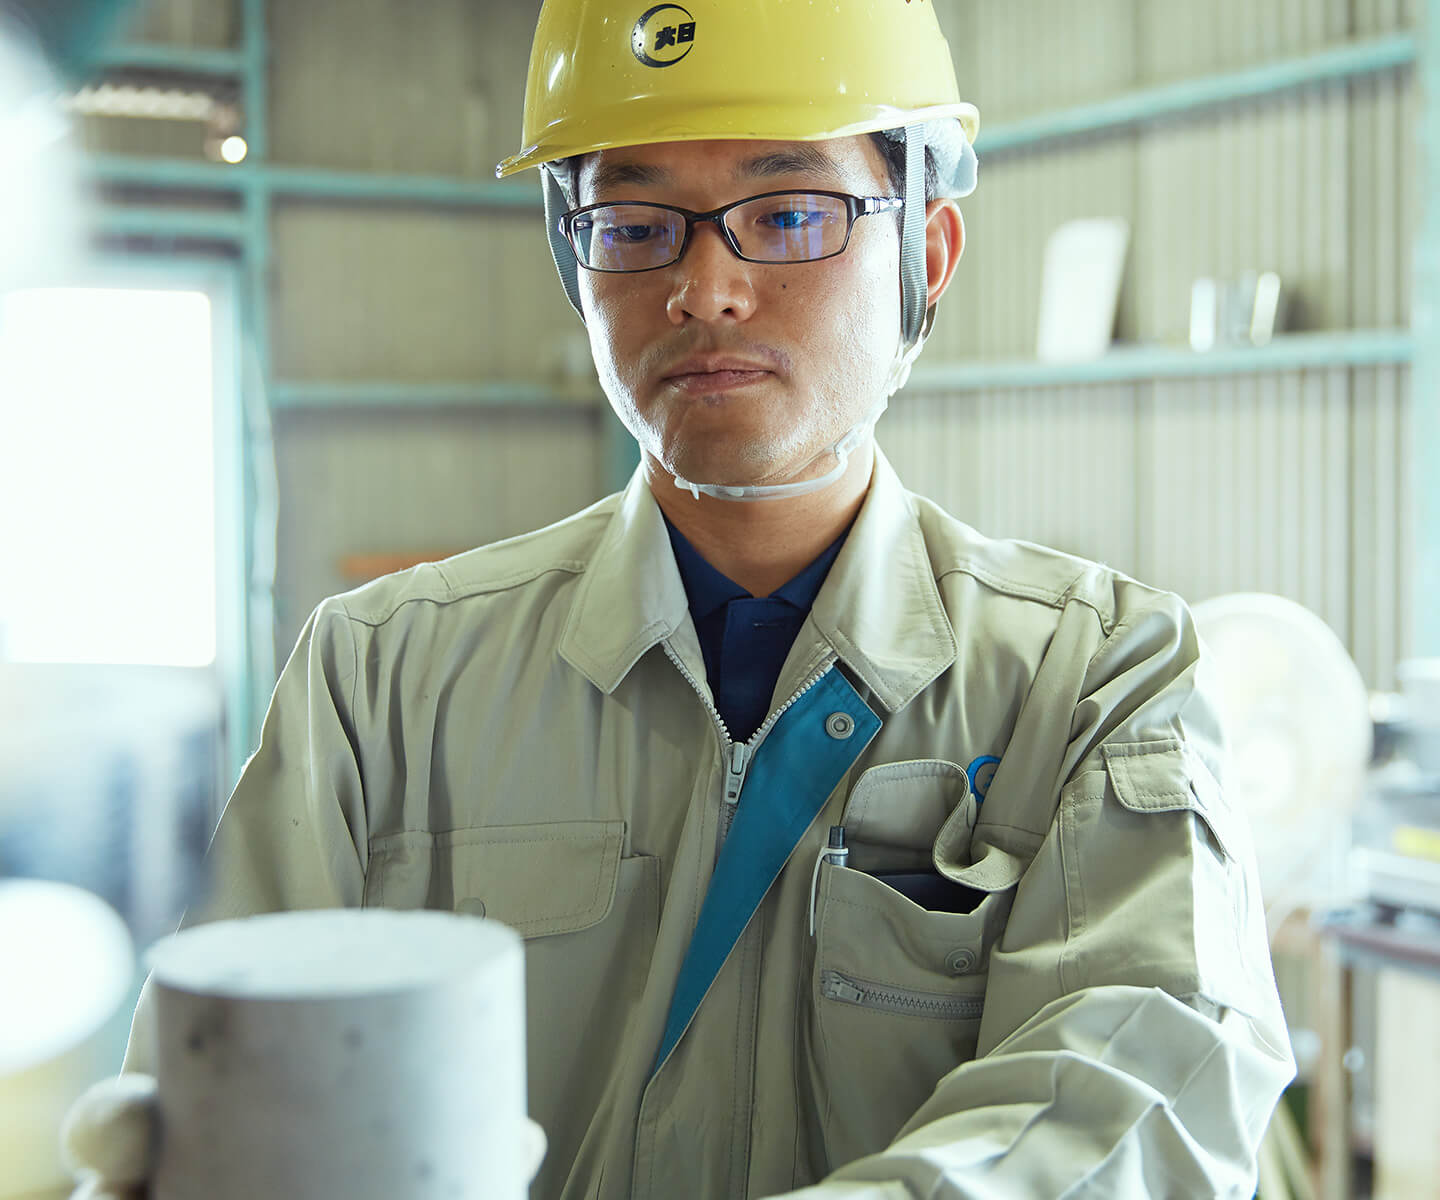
569, 193, 851, 271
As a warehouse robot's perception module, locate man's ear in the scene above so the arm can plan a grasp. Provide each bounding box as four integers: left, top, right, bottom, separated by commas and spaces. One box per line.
924, 199, 965, 307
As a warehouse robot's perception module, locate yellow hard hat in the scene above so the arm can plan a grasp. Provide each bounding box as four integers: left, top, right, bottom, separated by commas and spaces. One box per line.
495, 0, 979, 178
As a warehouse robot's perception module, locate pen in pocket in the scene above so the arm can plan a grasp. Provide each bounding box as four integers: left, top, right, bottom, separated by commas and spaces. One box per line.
808, 825, 847, 937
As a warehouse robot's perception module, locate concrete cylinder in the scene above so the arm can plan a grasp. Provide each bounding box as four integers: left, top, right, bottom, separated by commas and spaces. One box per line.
147, 909, 527, 1200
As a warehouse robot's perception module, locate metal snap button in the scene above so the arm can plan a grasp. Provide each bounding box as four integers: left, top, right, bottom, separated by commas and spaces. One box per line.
458, 898, 487, 918
824, 712, 855, 739
945, 947, 977, 974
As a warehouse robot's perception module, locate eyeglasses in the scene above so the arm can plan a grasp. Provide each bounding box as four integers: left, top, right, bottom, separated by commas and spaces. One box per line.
558, 190, 904, 273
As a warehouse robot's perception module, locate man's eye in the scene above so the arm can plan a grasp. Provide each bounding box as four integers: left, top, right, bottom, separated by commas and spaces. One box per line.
761, 207, 829, 230
601, 224, 658, 243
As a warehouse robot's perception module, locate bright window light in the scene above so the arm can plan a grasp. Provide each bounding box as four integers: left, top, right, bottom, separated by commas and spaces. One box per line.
0, 287, 216, 666
219, 135, 247, 164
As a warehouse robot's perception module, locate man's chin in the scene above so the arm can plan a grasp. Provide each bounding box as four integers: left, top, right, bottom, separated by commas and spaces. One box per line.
644, 425, 831, 490
657, 447, 773, 487
654, 447, 830, 492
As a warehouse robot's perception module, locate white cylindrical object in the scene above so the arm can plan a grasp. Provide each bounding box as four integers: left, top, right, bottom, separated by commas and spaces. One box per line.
0, 881, 135, 1199
147, 909, 527, 1200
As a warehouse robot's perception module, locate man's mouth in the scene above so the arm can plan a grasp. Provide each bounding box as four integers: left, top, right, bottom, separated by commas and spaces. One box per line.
665, 368, 771, 392
661, 354, 777, 393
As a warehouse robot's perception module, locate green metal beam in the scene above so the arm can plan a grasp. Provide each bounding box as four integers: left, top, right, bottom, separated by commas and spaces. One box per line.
93, 207, 247, 241
264, 164, 540, 209
83, 154, 543, 210
239, 0, 275, 748
85, 152, 251, 190
92, 42, 246, 76
1414, 3, 1440, 656
904, 330, 1413, 392
241, 0, 267, 163
270, 381, 600, 412
980, 33, 1417, 155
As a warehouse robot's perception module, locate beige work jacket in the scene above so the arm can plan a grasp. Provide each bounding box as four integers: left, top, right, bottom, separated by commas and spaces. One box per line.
128, 448, 1293, 1199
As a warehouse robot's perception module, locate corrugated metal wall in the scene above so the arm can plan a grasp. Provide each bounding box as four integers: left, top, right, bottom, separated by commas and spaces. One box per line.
882, 0, 1418, 686
101, 0, 1419, 685
89, 0, 605, 649
263, 0, 601, 644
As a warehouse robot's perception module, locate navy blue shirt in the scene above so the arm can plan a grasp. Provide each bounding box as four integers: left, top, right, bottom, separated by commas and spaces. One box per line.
664, 518, 848, 743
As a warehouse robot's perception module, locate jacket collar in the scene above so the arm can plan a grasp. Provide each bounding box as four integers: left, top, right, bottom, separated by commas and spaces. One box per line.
558, 468, 692, 693
559, 447, 956, 712
809, 448, 957, 712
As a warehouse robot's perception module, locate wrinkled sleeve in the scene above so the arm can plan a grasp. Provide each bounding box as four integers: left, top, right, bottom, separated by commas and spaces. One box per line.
122, 599, 370, 1072
770, 589, 1296, 1199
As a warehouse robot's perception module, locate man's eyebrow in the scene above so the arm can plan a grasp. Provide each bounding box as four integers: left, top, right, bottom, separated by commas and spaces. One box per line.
586, 160, 673, 195
737, 146, 845, 180
585, 145, 847, 198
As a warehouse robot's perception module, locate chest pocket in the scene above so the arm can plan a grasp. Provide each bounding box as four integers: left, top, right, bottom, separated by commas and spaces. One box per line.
364, 821, 659, 1200
364, 819, 626, 930
804, 761, 1026, 1173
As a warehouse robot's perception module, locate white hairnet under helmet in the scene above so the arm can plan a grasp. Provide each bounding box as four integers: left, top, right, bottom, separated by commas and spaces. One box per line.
497, 0, 980, 501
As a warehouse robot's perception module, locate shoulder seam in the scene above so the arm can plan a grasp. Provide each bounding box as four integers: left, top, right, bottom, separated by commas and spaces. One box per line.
937, 556, 1110, 615
338, 560, 588, 629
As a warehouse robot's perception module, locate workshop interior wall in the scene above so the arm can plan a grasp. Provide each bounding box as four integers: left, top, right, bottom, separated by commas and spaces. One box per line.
895, 0, 1418, 687
262, 0, 602, 647
99, 0, 1418, 685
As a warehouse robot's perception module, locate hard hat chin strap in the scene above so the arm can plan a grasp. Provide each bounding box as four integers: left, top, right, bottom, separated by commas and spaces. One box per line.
542, 167, 585, 318
671, 413, 875, 502
898, 122, 929, 347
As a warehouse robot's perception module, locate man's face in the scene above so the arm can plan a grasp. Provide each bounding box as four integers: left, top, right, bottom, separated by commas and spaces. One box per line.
575, 135, 902, 491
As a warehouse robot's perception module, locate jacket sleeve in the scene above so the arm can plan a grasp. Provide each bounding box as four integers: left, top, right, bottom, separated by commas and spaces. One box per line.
122, 599, 370, 1072
768, 588, 1296, 1200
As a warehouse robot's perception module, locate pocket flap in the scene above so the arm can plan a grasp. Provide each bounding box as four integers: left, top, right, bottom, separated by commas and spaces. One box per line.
366, 820, 625, 937
1101, 739, 1238, 861
842, 759, 971, 850
934, 840, 1028, 893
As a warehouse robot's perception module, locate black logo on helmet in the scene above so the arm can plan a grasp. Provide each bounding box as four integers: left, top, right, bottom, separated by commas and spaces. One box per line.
632, 4, 696, 67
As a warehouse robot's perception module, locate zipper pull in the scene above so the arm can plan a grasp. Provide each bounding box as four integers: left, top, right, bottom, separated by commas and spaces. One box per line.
724, 741, 748, 805
821, 971, 867, 1005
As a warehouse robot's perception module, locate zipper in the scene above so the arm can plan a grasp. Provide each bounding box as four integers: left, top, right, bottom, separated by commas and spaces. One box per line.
746, 652, 837, 749
719, 654, 837, 845
820, 969, 984, 1021
660, 638, 733, 747
661, 642, 739, 859
662, 643, 838, 851
719, 741, 749, 842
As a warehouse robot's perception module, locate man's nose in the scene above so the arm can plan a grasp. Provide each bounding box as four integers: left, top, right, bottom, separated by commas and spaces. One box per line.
665, 223, 758, 325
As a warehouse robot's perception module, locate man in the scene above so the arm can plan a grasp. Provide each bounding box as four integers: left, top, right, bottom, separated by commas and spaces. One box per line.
68, 2, 1294, 1197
